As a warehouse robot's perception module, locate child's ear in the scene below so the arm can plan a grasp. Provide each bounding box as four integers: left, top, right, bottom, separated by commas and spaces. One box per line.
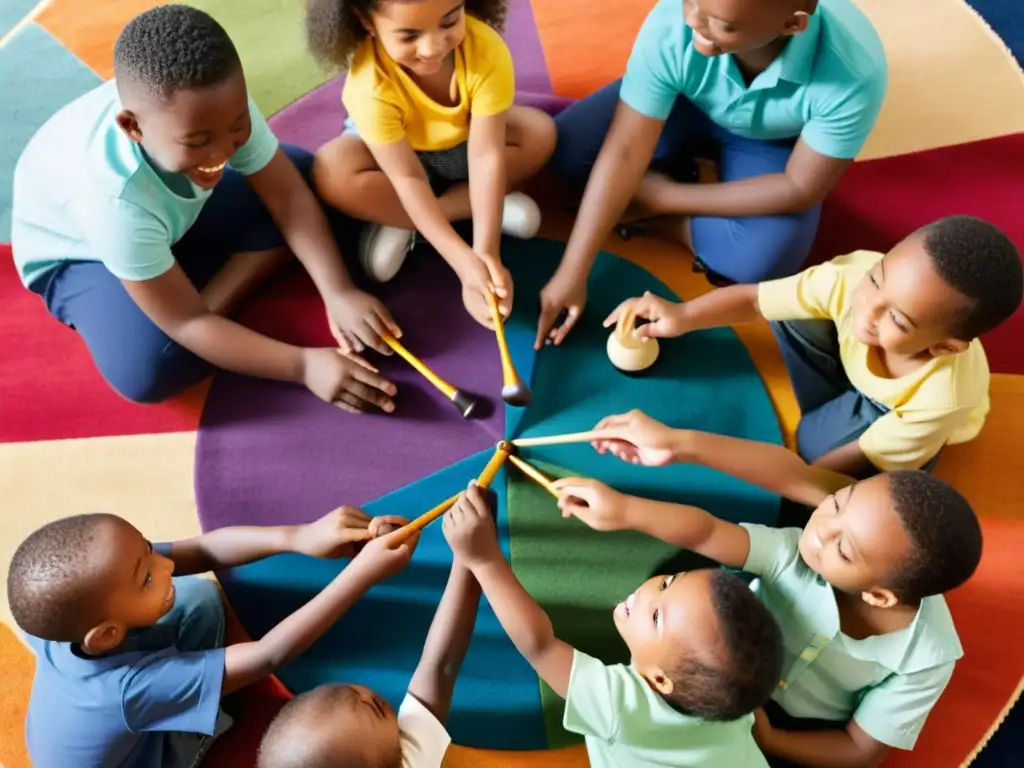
781, 12, 810, 37
82, 621, 127, 655
116, 111, 143, 143
861, 587, 899, 609
928, 337, 970, 358
353, 9, 375, 37
640, 666, 675, 696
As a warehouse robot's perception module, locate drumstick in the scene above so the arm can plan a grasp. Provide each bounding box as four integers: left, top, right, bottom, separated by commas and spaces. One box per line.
486, 292, 532, 407
507, 454, 559, 498
389, 441, 512, 546
511, 430, 610, 449
382, 333, 478, 418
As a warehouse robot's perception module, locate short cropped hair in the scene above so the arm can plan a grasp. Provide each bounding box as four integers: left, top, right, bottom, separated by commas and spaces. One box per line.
665, 570, 783, 721
887, 471, 982, 604
918, 216, 1023, 340
7, 514, 120, 641
258, 684, 402, 768
113, 4, 241, 100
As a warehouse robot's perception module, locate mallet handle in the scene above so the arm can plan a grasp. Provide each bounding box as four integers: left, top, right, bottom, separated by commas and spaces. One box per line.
383, 334, 457, 400
486, 292, 520, 387
511, 430, 608, 449
390, 444, 510, 546
507, 454, 560, 498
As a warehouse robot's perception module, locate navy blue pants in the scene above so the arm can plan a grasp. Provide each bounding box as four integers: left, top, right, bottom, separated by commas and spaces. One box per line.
31, 144, 359, 404
763, 699, 846, 768
550, 80, 822, 283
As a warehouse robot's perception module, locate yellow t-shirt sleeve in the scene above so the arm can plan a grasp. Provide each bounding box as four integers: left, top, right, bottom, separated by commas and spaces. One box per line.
858, 407, 971, 471
341, 46, 407, 145
465, 19, 515, 117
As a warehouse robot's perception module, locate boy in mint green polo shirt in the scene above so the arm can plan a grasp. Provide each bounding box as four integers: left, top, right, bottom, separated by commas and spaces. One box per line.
442, 483, 783, 767
554, 411, 983, 767
537, 0, 887, 349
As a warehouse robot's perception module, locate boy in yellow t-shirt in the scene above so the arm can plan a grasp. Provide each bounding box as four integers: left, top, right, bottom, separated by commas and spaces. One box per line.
607, 216, 1022, 479
305, 0, 556, 328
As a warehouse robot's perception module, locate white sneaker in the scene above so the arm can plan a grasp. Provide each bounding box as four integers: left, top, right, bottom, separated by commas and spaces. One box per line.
358, 224, 416, 283
501, 192, 542, 239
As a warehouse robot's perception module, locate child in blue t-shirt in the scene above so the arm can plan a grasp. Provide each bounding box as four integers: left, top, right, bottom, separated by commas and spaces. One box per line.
8, 507, 418, 768
11, 5, 399, 412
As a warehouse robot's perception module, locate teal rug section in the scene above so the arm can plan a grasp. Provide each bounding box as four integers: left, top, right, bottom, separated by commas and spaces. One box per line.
500, 239, 784, 523
508, 461, 684, 747
0, 0, 36, 39
220, 450, 549, 750
0, 23, 101, 240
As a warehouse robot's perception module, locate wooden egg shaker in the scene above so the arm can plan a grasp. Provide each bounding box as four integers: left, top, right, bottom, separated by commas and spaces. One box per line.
607, 306, 659, 373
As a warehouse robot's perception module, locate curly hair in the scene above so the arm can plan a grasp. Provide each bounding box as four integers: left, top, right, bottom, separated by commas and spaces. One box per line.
113, 4, 241, 100
664, 570, 783, 721
305, 0, 507, 70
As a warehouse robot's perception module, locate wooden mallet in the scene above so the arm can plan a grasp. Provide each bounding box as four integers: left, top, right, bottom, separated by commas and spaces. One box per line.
507, 454, 559, 498
382, 332, 479, 418
388, 440, 513, 546
486, 292, 532, 407
512, 430, 610, 449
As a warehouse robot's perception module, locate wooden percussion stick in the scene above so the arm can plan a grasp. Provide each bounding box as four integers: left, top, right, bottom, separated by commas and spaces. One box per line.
390, 442, 512, 546
382, 333, 457, 399
486, 292, 532, 406
511, 430, 610, 449
507, 454, 560, 499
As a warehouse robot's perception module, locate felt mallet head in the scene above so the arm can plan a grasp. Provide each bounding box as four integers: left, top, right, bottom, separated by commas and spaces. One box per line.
451, 389, 479, 419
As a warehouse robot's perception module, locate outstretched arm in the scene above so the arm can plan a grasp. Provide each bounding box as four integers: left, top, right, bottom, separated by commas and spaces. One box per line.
407, 558, 482, 724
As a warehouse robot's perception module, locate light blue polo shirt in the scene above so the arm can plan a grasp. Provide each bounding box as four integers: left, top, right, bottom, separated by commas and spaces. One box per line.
740, 524, 963, 750
11, 79, 279, 289
620, 0, 887, 159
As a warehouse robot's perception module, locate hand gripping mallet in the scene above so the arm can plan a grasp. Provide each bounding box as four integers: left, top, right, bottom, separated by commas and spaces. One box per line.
388, 441, 513, 546
381, 332, 479, 418
486, 292, 532, 407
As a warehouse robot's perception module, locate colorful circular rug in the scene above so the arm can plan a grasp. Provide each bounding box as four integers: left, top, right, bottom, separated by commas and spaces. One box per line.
2, 1, 1024, 766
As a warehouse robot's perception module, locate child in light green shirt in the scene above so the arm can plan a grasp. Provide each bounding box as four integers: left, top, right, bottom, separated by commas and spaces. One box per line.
554, 410, 982, 768
442, 483, 783, 767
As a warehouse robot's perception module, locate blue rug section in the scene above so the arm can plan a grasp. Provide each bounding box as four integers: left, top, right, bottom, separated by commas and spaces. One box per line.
220, 450, 549, 751
500, 240, 784, 525
968, 0, 1024, 66
0, 23, 101, 240
0, 0, 36, 40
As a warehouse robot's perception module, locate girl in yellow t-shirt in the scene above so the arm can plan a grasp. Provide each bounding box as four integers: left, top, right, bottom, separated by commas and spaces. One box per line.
306, 0, 556, 328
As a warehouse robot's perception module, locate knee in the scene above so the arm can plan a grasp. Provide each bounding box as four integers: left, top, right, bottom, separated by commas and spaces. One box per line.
312, 137, 364, 209
696, 211, 821, 284
515, 107, 557, 168
102, 341, 207, 405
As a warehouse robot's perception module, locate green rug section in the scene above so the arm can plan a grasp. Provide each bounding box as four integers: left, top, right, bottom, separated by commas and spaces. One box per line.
189, 0, 332, 117
508, 460, 681, 747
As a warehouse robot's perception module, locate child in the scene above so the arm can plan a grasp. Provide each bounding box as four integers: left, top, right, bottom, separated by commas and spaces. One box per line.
441, 485, 784, 767
307, 0, 557, 328
605, 216, 1023, 477
11, 5, 400, 412
256, 482, 489, 768
554, 409, 984, 767
7, 506, 418, 768
535, 0, 887, 348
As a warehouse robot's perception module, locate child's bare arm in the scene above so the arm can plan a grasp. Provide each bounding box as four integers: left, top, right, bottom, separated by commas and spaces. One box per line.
442, 485, 574, 698
467, 111, 507, 262
221, 529, 417, 696
553, 479, 751, 570
407, 558, 482, 724
168, 507, 382, 576
757, 715, 888, 768
603, 284, 763, 342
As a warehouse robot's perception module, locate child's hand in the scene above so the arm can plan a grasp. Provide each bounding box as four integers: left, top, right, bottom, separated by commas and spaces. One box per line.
352, 527, 420, 581
325, 288, 401, 356
551, 477, 631, 531
301, 348, 397, 414
369, 515, 409, 538
442, 483, 502, 568
604, 291, 687, 340
590, 410, 680, 467
458, 253, 512, 328
294, 506, 375, 558
536, 267, 587, 349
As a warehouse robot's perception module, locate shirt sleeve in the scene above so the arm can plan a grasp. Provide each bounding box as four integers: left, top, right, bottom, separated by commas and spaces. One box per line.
342, 50, 407, 145
853, 663, 954, 749
740, 524, 803, 582
69, 196, 175, 282
466, 21, 515, 117
398, 694, 451, 768
619, 1, 681, 120
563, 650, 640, 741
800, 68, 887, 160
122, 646, 226, 735
228, 97, 279, 175
857, 407, 968, 471
756, 259, 852, 323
